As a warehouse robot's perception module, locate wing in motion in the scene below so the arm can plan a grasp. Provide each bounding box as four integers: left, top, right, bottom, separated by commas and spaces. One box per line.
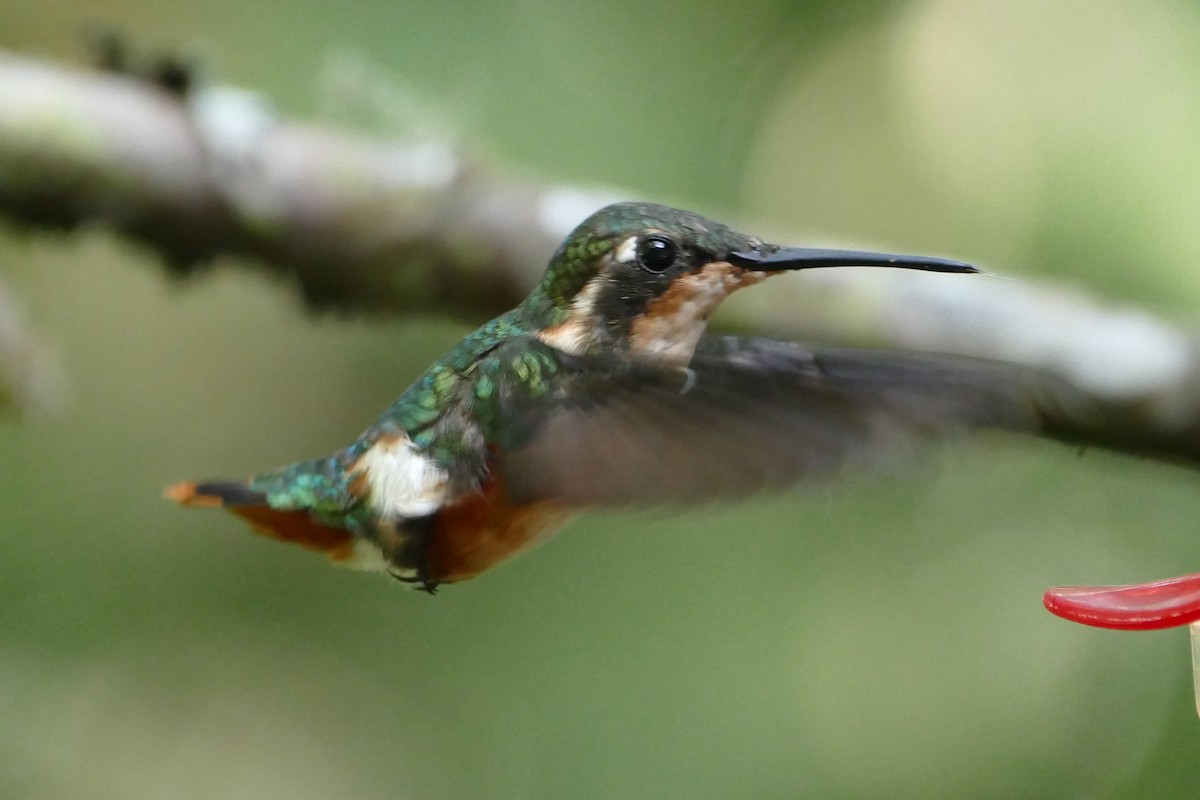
499, 335, 1093, 506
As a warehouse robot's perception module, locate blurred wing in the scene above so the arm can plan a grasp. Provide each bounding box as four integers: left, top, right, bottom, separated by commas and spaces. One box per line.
500, 335, 1080, 506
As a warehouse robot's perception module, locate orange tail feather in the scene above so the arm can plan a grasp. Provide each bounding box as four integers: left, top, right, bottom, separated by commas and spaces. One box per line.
165, 480, 358, 563
164, 480, 223, 508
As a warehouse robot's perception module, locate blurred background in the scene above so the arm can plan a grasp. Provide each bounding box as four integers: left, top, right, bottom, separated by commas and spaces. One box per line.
3, 0, 1200, 797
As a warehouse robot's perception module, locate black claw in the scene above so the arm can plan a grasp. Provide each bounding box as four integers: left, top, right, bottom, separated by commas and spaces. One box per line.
388, 569, 440, 595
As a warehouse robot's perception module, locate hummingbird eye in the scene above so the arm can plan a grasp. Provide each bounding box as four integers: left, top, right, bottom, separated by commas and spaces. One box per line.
636, 235, 677, 273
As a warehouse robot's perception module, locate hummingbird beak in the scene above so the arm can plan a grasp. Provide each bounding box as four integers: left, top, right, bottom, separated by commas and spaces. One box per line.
727, 246, 977, 274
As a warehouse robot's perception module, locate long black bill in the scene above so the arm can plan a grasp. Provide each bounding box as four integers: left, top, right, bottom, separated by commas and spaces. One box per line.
728, 246, 976, 274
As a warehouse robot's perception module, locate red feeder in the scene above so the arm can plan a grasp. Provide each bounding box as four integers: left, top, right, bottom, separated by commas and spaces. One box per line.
1044, 572, 1200, 631
1045, 571, 1200, 718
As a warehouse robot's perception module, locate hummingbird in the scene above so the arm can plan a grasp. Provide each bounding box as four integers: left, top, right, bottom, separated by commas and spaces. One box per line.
167, 201, 1072, 592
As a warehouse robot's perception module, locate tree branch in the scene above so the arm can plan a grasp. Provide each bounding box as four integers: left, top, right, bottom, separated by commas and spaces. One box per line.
1, 48, 1198, 468
0, 48, 623, 316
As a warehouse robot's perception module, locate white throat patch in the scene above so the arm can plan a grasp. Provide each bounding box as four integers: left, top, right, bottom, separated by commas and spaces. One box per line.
629, 262, 766, 362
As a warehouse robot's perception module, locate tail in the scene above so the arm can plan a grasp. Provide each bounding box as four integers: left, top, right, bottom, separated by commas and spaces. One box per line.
164, 479, 361, 563
165, 480, 268, 508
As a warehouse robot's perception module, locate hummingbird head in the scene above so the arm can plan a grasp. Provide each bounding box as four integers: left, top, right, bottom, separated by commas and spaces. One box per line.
525, 202, 976, 361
